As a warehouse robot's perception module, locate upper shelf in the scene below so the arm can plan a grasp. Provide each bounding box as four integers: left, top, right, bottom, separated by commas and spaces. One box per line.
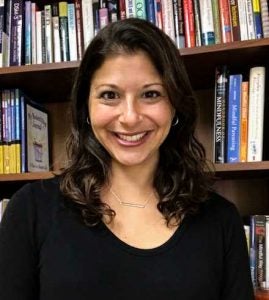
0, 38, 269, 101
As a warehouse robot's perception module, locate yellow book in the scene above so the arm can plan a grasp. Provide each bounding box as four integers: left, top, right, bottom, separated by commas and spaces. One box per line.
9, 143, 17, 174
0, 146, 3, 174
3, 144, 10, 174
15, 143, 21, 173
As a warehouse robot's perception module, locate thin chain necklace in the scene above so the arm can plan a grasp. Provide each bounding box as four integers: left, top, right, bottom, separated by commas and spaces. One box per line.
109, 188, 154, 208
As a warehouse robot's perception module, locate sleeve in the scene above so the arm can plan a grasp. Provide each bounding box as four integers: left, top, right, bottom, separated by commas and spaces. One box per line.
0, 184, 39, 300
220, 202, 255, 300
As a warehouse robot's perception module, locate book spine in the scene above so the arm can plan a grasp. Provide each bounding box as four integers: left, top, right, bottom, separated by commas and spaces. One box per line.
252, 0, 263, 38
0, 0, 4, 68
59, 1, 70, 62
9, 0, 24, 66
92, 0, 100, 36
52, 2, 61, 63
237, 0, 249, 40
213, 65, 229, 163
155, 0, 163, 30
161, 0, 176, 43
0, 89, 3, 173
24, 0, 32, 65
119, 0, 126, 20
67, 3, 78, 61
135, 0, 146, 19
44, 4, 53, 63
255, 215, 266, 288
145, 0, 155, 24
199, 0, 215, 45
35, 10, 42, 64
74, 0, 84, 59
14, 88, 21, 173
2, 90, 10, 173
82, 0, 94, 50
31, 3, 37, 64
247, 66, 266, 162
227, 74, 242, 163
211, 0, 222, 43
240, 81, 249, 162
250, 215, 257, 287
183, 0, 196, 47
245, 0, 256, 39
2, 0, 11, 67
99, 1, 109, 30
10, 89, 16, 173
192, 0, 202, 46
107, 0, 119, 22
125, 0, 136, 18
218, 0, 233, 42
177, 0, 185, 48
20, 92, 26, 173
229, 0, 241, 41
265, 216, 269, 287
260, 0, 269, 38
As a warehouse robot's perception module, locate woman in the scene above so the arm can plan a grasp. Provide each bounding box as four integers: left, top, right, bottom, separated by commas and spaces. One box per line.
0, 18, 254, 299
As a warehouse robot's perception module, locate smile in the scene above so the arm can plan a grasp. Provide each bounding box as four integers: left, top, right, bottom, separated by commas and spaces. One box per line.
116, 132, 148, 142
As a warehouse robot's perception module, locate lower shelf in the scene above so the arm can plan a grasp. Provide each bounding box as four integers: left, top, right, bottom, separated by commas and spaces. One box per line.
256, 288, 269, 299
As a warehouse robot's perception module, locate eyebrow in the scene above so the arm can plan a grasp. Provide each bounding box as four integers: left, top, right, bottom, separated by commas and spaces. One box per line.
93, 83, 165, 89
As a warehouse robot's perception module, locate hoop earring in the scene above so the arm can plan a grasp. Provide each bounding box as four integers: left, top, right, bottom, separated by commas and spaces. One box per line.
172, 116, 179, 126
86, 117, 90, 125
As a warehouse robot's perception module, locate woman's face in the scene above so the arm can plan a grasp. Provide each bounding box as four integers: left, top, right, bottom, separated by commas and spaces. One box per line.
88, 51, 174, 169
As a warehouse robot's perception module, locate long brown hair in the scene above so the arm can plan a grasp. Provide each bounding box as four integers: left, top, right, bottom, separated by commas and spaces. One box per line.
60, 18, 213, 226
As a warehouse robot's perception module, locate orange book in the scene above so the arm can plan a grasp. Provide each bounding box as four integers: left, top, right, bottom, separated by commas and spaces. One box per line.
219, 0, 233, 42
240, 81, 249, 162
183, 0, 196, 47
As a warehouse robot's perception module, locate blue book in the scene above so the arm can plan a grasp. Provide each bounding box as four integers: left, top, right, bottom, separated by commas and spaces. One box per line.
226, 74, 242, 163
24, 0, 32, 65
249, 216, 257, 287
146, 0, 155, 24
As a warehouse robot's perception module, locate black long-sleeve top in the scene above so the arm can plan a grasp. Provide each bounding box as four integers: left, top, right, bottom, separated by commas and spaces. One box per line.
0, 177, 254, 299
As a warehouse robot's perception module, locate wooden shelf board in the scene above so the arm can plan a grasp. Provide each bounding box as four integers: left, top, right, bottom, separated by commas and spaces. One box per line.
0, 172, 56, 182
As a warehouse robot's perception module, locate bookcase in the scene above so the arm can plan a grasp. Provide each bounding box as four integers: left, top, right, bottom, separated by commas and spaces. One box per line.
1, 38, 269, 213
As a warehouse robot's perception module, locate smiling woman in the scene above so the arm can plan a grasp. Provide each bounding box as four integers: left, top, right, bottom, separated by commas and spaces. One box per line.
0, 18, 254, 300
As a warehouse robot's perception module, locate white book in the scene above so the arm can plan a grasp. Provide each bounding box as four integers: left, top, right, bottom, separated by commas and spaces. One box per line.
36, 11, 42, 64
44, 4, 54, 63
31, 3, 37, 64
245, 0, 256, 39
52, 3, 61, 63
161, 0, 176, 43
68, 3, 78, 61
125, 0, 136, 18
237, 0, 249, 40
199, 0, 215, 45
247, 66, 266, 162
0, 0, 4, 67
260, 0, 269, 38
82, 0, 94, 50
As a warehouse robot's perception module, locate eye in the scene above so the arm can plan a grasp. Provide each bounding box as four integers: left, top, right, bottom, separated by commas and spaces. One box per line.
143, 90, 161, 99
99, 91, 119, 100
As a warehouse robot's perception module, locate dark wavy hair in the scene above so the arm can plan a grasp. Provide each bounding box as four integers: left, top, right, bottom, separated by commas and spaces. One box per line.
60, 18, 213, 226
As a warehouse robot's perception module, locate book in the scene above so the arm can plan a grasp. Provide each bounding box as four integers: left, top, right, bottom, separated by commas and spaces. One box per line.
20, 92, 50, 172
227, 74, 242, 163
237, 0, 248, 40
182, 0, 196, 47
135, 0, 146, 20
252, 0, 263, 38
0, 0, 5, 67
211, 0, 222, 43
155, 0, 163, 30
218, 0, 233, 43
260, 0, 269, 38
35, 10, 43, 64
24, 0, 32, 65
52, 2, 61, 63
82, 0, 94, 50
229, 0, 241, 41
44, 4, 53, 63
107, 0, 118, 22
213, 66, 229, 163
119, 0, 126, 20
199, 0, 215, 45
31, 2, 37, 64
92, 0, 100, 36
0, 199, 9, 222
193, 0, 202, 46
59, 1, 70, 62
99, 0, 109, 29
145, 0, 155, 24
74, 0, 84, 59
68, 3, 78, 61
0, 90, 3, 173
240, 81, 249, 162
247, 66, 266, 162
161, 0, 176, 43
125, 0, 136, 18
245, 0, 256, 39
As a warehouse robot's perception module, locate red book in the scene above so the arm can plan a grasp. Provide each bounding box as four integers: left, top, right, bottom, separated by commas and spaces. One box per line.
74, 0, 84, 60
219, 0, 233, 42
183, 0, 196, 47
119, 0, 126, 20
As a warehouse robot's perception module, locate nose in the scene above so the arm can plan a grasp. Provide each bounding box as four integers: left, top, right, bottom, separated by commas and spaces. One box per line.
118, 97, 143, 126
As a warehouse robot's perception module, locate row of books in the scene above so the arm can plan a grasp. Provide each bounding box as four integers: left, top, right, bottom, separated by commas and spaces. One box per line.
0, 89, 50, 174
245, 215, 269, 289
1, 0, 269, 68
0, 198, 9, 222
213, 65, 266, 163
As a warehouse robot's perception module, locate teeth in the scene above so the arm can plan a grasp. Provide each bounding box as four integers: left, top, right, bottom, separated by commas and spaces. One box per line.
118, 132, 146, 142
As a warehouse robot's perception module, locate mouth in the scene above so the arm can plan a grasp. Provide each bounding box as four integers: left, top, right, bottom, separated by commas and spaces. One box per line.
114, 131, 149, 145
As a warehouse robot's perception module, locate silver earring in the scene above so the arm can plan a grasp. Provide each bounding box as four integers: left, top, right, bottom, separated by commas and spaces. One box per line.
172, 116, 179, 126
86, 117, 90, 125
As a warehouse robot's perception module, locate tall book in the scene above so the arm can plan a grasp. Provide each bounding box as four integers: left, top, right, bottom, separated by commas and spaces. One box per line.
0, 0, 5, 67
52, 2, 61, 63
182, 0, 196, 47
240, 81, 249, 162
260, 0, 269, 38
35, 10, 43, 64
31, 2, 37, 64
199, 0, 215, 45
229, 0, 241, 41
74, 0, 84, 59
213, 66, 229, 163
24, 0, 32, 65
211, 0, 222, 43
227, 74, 242, 163
155, 0, 163, 30
252, 0, 263, 38
145, 0, 155, 24
0, 90, 3, 173
173, 0, 186, 48
44, 4, 54, 63
119, 0, 126, 20
161, 0, 176, 43
247, 66, 266, 162
125, 0, 136, 18
193, 0, 202, 46
237, 0, 248, 40
245, 0, 256, 39
68, 3, 78, 61
82, 0, 94, 50
59, 2, 70, 62
135, 0, 146, 19
107, 0, 119, 22
219, 0, 233, 42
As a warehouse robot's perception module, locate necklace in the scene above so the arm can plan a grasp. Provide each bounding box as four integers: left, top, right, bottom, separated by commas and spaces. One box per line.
109, 188, 154, 208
